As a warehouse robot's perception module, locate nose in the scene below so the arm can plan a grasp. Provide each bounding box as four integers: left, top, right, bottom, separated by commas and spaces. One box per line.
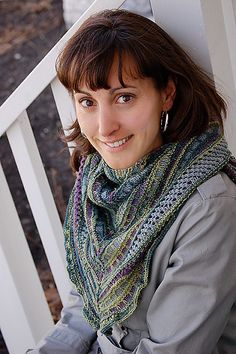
98, 105, 120, 137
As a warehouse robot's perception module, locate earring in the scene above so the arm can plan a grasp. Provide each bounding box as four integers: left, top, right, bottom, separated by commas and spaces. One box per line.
81, 132, 87, 139
161, 111, 169, 132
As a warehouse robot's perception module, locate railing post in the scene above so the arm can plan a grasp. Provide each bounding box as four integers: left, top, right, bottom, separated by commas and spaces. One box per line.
0, 163, 54, 354
51, 77, 76, 134
7, 111, 71, 306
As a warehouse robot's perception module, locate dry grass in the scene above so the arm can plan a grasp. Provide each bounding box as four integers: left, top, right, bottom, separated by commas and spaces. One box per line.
0, 0, 63, 55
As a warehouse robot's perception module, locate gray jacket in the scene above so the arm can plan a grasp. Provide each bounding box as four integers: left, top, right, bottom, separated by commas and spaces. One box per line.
28, 172, 236, 354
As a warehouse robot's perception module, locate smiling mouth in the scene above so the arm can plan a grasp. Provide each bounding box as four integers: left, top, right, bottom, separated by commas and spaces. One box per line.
104, 136, 132, 148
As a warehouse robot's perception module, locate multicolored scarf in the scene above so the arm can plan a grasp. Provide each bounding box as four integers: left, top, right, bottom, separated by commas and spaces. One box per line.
64, 123, 236, 333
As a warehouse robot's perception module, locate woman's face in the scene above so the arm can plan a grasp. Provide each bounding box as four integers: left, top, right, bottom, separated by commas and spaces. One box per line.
74, 55, 175, 169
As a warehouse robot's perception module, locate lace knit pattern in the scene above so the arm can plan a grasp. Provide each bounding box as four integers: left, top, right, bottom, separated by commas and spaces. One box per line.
64, 123, 236, 333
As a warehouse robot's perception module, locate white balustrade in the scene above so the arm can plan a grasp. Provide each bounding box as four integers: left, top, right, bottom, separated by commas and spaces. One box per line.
6, 111, 71, 305
0, 163, 54, 354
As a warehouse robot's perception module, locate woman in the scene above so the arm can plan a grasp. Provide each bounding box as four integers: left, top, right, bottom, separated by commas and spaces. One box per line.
29, 9, 236, 354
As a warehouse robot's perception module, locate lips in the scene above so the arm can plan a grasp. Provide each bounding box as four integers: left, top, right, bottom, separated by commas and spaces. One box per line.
104, 136, 132, 148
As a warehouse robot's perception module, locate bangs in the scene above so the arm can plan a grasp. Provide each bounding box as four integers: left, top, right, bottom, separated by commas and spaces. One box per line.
57, 41, 146, 94
56, 9, 169, 94
70, 46, 118, 92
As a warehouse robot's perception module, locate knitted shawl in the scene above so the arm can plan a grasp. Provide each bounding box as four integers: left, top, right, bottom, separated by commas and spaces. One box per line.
64, 123, 236, 334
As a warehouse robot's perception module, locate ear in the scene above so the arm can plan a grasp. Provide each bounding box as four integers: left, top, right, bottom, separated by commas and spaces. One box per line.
161, 79, 176, 111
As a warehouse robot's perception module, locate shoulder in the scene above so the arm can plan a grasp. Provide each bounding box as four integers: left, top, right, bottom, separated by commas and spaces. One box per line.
196, 172, 236, 201
181, 172, 236, 213
159, 172, 236, 249
173, 172, 236, 247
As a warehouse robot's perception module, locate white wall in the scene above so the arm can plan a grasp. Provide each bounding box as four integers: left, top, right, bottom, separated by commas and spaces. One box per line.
63, 0, 152, 28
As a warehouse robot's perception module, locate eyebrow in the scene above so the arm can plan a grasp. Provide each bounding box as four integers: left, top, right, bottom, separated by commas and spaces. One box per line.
75, 89, 92, 96
109, 86, 136, 94
75, 86, 136, 96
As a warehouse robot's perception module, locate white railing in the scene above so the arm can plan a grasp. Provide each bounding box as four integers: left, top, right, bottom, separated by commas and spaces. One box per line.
0, 0, 236, 353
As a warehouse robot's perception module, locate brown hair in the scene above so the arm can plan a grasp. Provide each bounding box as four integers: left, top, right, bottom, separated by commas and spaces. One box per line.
56, 9, 226, 171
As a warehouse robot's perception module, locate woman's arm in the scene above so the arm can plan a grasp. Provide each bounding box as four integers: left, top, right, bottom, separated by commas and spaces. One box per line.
26, 287, 97, 354
141, 195, 236, 354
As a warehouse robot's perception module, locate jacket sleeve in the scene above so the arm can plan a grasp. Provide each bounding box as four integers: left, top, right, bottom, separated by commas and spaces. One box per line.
26, 178, 98, 354
130, 194, 236, 354
26, 287, 97, 354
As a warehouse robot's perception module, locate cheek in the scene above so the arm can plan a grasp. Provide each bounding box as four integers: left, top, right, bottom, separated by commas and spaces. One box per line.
127, 106, 161, 132
75, 110, 93, 134
77, 119, 95, 137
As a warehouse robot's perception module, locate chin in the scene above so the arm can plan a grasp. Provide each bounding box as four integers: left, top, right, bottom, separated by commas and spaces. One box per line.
104, 158, 137, 170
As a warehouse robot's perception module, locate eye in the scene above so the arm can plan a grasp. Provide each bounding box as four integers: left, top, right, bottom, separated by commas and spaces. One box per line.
79, 98, 94, 108
117, 94, 133, 104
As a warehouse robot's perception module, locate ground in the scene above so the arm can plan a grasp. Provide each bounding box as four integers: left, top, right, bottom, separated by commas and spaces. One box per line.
0, 1, 75, 352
